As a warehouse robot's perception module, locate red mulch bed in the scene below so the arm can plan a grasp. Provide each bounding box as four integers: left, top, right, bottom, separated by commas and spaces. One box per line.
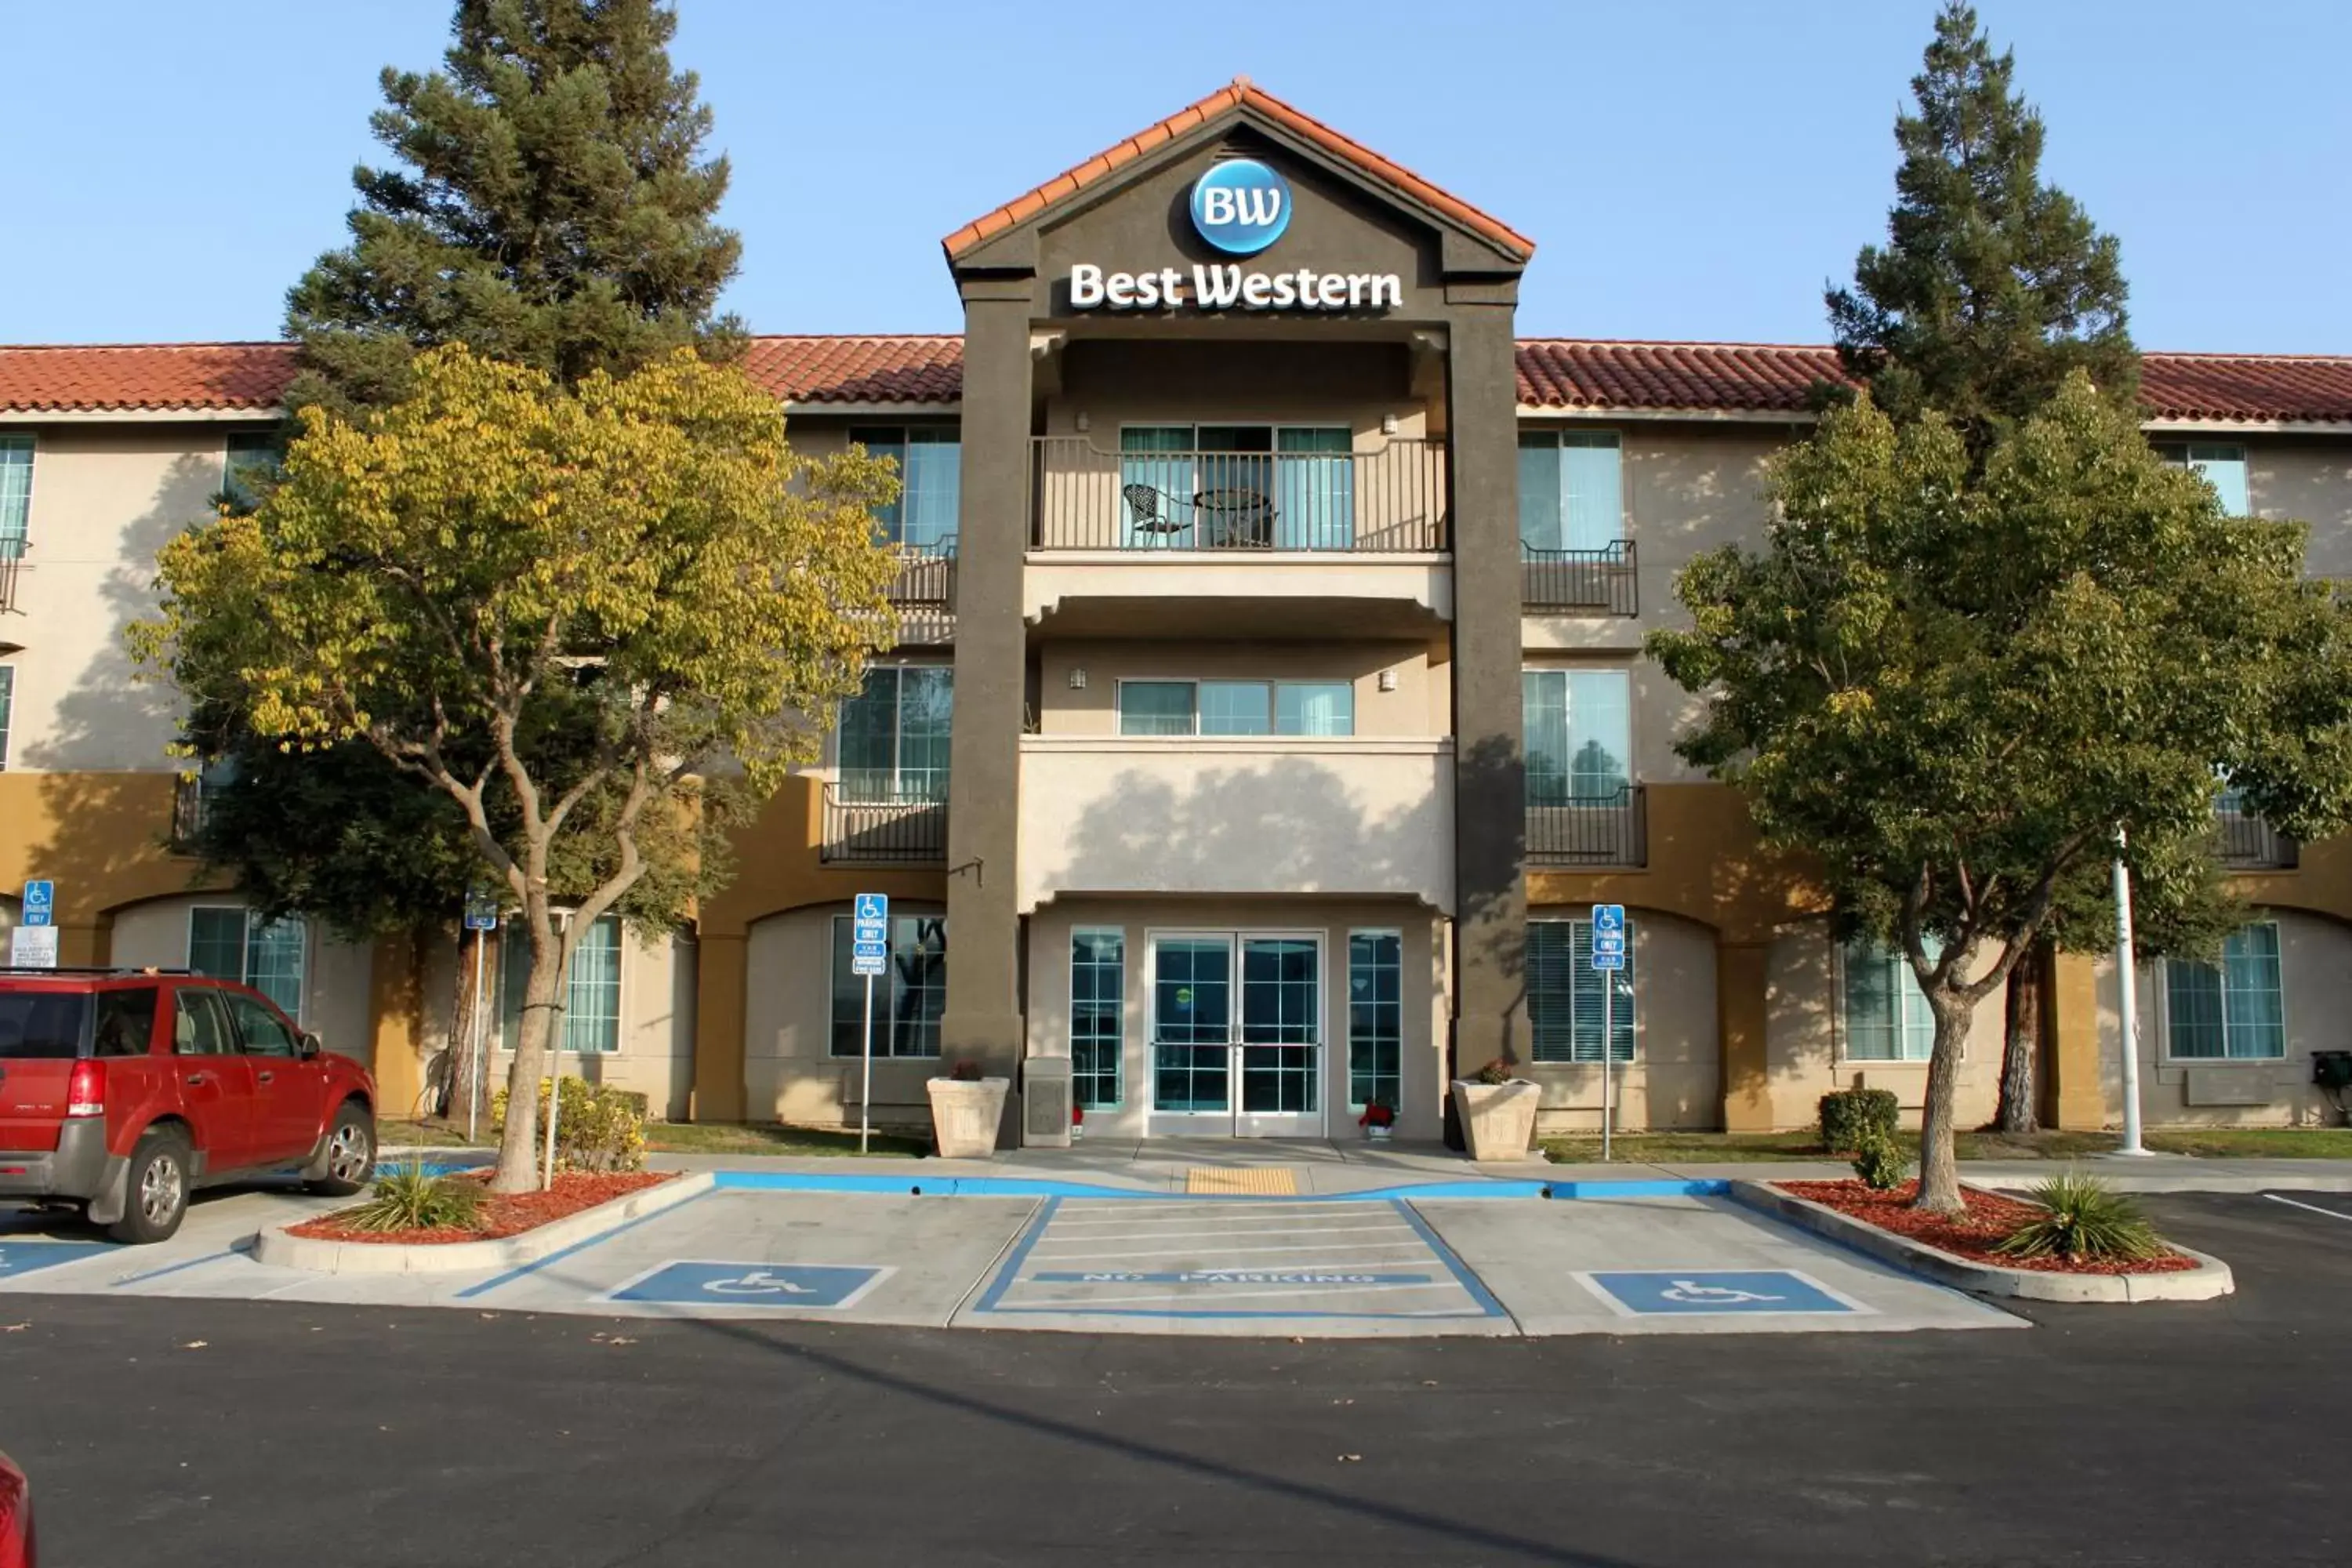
1777, 1178, 2199, 1276
289, 1170, 675, 1246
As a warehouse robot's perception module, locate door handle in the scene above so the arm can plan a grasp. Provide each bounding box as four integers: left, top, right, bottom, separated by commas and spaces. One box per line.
257, 1071, 275, 1083
185, 1072, 209, 1086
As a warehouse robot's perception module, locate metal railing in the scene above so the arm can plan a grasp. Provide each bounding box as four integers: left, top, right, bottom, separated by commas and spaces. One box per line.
820, 785, 947, 865
885, 539, 956, 609
1523, 543, 1639, 615
2216, 802, 2298, 870
1526, 785, 1648, 868
0, 539, 24, 615
1030, 437, 1448, 553
170, 774, 210, 851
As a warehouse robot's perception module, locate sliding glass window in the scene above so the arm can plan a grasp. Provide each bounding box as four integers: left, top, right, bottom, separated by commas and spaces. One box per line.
838, 666, 953, 801
1116, 679, 1354, 737
851, 427, 960, 549
1523, 670, 1632, 804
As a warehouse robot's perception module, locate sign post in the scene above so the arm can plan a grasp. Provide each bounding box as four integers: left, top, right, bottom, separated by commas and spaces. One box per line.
11, 881, 57, 970
463, 888, 499, 1143
851, 893, 890, 1156
1590, 904, 1627, 1162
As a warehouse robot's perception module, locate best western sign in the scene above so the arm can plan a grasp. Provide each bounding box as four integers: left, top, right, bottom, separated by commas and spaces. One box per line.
1065, 158, 1402, 314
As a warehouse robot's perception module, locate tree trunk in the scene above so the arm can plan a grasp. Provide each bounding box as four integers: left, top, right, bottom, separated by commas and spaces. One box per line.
1914, 993, 1973, 1214
1995, 946, 2043, 1134
489, 913, 563, 1192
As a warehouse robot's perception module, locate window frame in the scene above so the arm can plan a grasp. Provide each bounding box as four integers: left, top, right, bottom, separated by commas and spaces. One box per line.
2153, 439, 2252, 517
1142, 927, 1327, 1116
1521, 665, 1635, 805
1517, 426, 1627, 553
187, 906, 307, 1025
848, 425, 961, 550
1111, 677, 1357, 738
495, 912, 624, 1055
221, 430, 282, 511
834, 662, 953, 802
1837, 938, 1942, 1064
828, 911, 948, 1060
1346, 928, 1404, 1113
0, 431, 33, 557
1117, 422, 1357, 550
1526, 917, 1636, 1065
2161, 920, 2287, 1063
0, 663, 14, 771
1069, 926, 1126, 1110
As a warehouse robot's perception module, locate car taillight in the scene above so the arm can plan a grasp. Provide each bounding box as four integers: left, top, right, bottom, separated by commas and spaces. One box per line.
67, 1059, 105, 1119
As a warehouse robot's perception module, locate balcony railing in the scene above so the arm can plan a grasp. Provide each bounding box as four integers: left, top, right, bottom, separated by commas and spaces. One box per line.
1523, 543, 1639, 616
820, 785, 947, 865
170, 774, 211, 851
885, 539, 956, 609
0, 539, 24, 615
2216, 801, 2298, 870
1031, 437, 1447, 553
1526, 785, 1648, 868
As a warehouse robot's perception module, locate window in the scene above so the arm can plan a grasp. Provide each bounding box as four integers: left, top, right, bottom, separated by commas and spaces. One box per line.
188, 907, 307, 1021
1528, 920, 1635, 1064
223, 431, 283, 511
172, 988, 236, 1056
830, 913, 946, 1058
1119, 424, 1354, 549
1842, 940, 1938, 1062
2165, 922, 2285, 1061
838, 666, 952, 801
497, 914, 622, 1054
0, 433, 30, 558
1070, 928, 1124, 1109
1115, 678, 1355, 737
850, 427, 960, 550
1348, 931, 1403, 1112
225, 991, 298, 1057
2154, 441, 2251, 517
1519, 430, 1623, 552
0, 993, 88, 1059
1523, 669, 1632, 804
0, 666, 13, 771
93, 988, 159, 1058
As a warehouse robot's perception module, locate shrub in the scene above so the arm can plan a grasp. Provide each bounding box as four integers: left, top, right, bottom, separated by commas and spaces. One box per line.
492, 1076, 648, 1173
342, 1163, 485, 1233
1473, 1058, 1517, 1087
1819, 1088, 1901, 1154
1850, 1127, 1909, 1191
1993, 1171, 2166, 1262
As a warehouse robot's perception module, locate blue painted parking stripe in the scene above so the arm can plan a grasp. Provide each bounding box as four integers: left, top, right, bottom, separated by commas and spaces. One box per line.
453, 1186, 714, 1300
1389, 1198, 1510, 1319
109, 1241, 251, 1288
972, 1196, 1061, 1312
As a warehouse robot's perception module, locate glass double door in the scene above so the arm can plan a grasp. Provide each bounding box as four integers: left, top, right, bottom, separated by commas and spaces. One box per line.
1149, 933, 1323, 1137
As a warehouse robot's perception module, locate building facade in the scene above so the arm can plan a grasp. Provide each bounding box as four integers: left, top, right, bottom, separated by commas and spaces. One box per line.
4, 81, 2350, 1140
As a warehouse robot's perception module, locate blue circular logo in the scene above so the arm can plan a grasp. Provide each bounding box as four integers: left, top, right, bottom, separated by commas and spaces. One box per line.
1190, 159, 1291, 256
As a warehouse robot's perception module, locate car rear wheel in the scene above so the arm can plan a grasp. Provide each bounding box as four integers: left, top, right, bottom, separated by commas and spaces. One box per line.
305, 1103, 376, 1196
110, 1127, 191, 1245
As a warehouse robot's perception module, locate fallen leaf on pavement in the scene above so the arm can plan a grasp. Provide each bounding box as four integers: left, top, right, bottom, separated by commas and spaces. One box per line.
182, 1340, 208, 1349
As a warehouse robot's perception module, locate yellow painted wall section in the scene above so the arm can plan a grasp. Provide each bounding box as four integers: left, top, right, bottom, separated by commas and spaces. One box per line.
2046, 951, 2107, 1131
366, 932, 425, 1119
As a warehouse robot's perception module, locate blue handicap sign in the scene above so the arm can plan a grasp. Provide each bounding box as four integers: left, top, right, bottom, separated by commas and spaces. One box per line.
1590, 902, 1624, 935
855, 892, 889, 924
1584, 1270, 1856, 1316
0, 1240, 113, 1280
608, 1261, 887, 1310
20, 880, 54, 928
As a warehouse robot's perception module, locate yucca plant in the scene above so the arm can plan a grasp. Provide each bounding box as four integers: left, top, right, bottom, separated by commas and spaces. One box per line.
1992, 1170, 2165, 1262
340, 1163, 486, 1233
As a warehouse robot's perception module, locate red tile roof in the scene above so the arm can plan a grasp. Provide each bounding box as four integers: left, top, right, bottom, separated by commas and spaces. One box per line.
0, 341, 296, 414
5, 336, 2350, 425
941, 77, 1534, 264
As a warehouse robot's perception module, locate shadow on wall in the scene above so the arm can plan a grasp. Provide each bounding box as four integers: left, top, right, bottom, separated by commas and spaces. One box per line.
24, 456, 225, 932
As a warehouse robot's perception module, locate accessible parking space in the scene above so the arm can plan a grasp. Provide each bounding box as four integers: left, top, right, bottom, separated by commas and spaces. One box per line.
2, 1180, 354, 1298
1417, 1194, 2025, 1336
957, 1196, 1513, 1336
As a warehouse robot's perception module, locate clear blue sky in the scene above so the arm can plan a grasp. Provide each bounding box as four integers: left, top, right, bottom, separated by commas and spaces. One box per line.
4, 0, 2346, 352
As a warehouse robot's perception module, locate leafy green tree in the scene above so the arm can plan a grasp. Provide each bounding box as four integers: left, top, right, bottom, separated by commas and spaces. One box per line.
1825, 2, 2152, 1129
1826, 3, 2137, 459
136, 347, 901, 1190
1650, 378, 2352, 1212
285, 0, 742, 418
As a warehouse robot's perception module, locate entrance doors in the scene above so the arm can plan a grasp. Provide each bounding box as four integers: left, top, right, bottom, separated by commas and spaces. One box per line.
1147, 932, 1323, 1137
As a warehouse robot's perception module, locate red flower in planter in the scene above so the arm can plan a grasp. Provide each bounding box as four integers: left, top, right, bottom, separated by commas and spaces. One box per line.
1359, 1101, 1396, 1129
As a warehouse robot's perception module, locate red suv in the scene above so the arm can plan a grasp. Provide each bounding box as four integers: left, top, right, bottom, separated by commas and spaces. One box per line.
0, 968, 378, 1243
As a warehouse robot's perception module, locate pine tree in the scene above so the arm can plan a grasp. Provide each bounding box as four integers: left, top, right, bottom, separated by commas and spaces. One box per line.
1827, 3, 2137, 462
285, 0, 742, 417
1825, 3, 2141, 1131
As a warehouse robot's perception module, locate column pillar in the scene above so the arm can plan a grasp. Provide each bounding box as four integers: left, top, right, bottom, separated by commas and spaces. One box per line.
691, 932, 748, 1123
1718, 939, 1773, 1132
1447, 303, 1527, 1080
939, 284, 1031, 1122
2044, 950, 2107, 1131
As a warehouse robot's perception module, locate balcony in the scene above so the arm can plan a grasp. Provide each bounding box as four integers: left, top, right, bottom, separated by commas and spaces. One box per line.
169, 773, 211, 851
1015, 735, 1454, 913
884, 539, 956, 610
1526, 786, 1649, 869
1523, 543, 1638, 617
2216, 801, 2298, 871
819, 786, 946, 866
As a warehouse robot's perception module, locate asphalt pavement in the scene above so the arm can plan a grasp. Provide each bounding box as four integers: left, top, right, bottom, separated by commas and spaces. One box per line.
2, 1189, 2346, 1566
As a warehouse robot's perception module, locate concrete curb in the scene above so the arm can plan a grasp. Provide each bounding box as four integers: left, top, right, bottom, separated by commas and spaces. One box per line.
253, 1171, 714, 1276
1730, 1180, 2235, 1304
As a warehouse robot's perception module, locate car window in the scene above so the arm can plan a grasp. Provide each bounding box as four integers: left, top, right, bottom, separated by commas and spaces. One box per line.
0, 993, 90, 1060
93, 988, 160, 1058
225, 992, 298, 1058
172, 989, 235, 1056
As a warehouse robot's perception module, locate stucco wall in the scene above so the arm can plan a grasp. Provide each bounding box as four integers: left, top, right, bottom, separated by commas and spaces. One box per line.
104, 891, 374, 1061
1523, 905, 1720, 1132
742, 898, 947, 1130
484, 925, 698, 1122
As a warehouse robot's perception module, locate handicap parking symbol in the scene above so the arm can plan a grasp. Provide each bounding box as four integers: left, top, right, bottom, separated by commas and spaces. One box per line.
0, 1240, 114, 1281
1579, 1269, 1863, 1316
604, 1260, 891, 1311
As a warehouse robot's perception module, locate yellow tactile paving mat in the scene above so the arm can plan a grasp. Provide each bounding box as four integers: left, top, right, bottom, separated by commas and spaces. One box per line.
1185, 1167, 1299, 1196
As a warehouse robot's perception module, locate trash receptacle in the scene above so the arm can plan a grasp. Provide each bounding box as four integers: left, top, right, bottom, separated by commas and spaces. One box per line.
1022, 1057, 1073, 1149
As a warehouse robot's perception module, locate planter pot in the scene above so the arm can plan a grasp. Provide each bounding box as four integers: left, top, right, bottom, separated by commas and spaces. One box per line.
927, 1076, 1010, 1159
1450, 1080, 1541, 1162
1364, 1124, 1394, 1142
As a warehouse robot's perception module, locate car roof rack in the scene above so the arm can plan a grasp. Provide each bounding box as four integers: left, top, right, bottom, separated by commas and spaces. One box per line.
0, 965, 197, 977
